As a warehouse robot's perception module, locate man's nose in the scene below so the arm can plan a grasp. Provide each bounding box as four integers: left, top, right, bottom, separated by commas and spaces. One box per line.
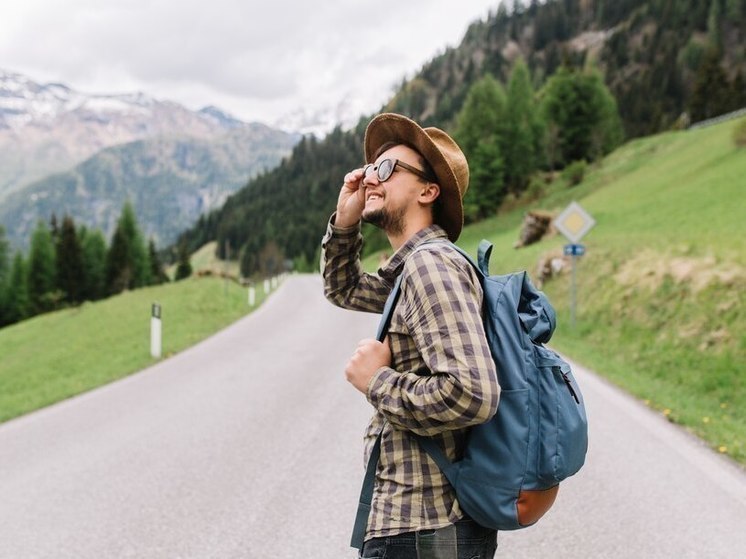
361, 168, 380, 187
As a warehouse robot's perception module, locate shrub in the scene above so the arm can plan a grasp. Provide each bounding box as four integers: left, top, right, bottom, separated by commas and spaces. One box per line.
525, 175, 546, 201
562, 160, 588, 186
175, 260, 192, 281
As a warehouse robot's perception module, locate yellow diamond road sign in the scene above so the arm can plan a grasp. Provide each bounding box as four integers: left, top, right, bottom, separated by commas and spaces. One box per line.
554, 201, 596, 243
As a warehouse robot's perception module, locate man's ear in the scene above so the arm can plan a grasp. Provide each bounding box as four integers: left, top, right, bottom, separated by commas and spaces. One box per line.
419, 182, 440, 205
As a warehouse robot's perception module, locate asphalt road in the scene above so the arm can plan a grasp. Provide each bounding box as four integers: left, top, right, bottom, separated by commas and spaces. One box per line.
0, 274, 744, 558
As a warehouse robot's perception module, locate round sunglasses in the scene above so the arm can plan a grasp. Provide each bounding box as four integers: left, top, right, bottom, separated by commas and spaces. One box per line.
363, 158, 434, 183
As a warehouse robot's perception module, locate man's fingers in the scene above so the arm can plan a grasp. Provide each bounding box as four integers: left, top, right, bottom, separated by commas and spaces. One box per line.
343, 168, 365, 188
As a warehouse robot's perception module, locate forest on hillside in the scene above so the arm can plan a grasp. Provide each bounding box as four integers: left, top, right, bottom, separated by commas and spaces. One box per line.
389, 0, 746, 136
175, 0, 746, 277
0, 206, 192, 328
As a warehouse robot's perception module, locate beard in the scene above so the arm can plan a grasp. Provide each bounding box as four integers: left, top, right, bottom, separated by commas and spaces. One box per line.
362, 205, 406, 237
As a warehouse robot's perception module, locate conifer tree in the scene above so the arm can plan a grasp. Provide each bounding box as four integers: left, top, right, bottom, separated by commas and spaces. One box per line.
0, 283, 7, 326
106, 202, 151, 294
122, 204, 150, 288
49, 214, 60, 244
174, 242, 193, 281
4, 252, 30, 325
0, 225, 8, 285
107, 225, 132, 295
707, 0, 723, 52
725, 0, 743, 20
469, 140, 505, 215
28, 220, 58, 313
148, 238, 169, 285
690, 48, 733, 121
591, 71, 624, 157
56, 215, 85, 304
0, 226, 9, 326
502, 59, 543, 192
455, 74, 507, 220
81, 229, 108, 301
540, 66, 623, 166
732, 71, 746, 107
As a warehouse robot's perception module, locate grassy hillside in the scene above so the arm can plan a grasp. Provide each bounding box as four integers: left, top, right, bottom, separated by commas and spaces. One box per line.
188, 241, 241, 278
542, 118, 745, 463
0, 276, 268, 423
391, 116, 745, 463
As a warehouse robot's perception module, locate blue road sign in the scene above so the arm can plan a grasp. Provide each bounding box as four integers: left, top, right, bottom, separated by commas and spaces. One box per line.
564, 243, 586, 257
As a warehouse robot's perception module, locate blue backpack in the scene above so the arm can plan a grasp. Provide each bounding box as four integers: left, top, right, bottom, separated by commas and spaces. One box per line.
351, 239, 588, 549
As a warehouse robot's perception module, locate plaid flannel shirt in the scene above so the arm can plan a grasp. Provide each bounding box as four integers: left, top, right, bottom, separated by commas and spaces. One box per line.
321, 217, 499, 541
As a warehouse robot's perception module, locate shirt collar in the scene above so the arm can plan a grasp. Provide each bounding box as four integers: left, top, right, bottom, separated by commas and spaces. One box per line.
378, 224, 449, 282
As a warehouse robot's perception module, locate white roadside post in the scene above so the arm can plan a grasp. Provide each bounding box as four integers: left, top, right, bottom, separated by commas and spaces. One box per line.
151, 303, 162, 358
248, 286, 256, 307
264, 279, 270, 294
553, 201, 596, 328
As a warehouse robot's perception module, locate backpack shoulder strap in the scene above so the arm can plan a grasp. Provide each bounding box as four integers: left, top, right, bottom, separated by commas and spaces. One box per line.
477, 239, 494, 276
350, 431, 383, 549
417, 238, 492, 279
375, 272, 404, 342
351, 272, 404, 549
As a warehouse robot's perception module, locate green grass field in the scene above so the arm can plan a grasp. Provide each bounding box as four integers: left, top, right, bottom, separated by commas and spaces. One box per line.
0, 276, 268, 423
1, 117, 744, 464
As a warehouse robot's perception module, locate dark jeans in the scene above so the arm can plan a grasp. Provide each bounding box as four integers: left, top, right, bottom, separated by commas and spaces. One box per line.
358, 519, 497, 559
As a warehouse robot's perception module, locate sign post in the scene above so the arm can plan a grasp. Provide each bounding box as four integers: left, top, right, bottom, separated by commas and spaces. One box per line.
554, 202, 596, 327
151, 303, 162, 358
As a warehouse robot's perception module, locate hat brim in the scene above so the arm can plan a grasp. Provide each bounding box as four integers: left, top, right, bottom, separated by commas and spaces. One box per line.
364, 113, 464, 242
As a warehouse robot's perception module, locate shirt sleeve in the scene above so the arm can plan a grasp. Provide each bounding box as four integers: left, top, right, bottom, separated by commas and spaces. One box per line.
366, 246, 500, 436
320, 214, 390, 313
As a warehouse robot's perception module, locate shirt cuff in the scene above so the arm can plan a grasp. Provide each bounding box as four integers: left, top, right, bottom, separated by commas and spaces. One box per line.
366, 366, 396, 407
329, 212, 361, 235
321, 213, 362, 258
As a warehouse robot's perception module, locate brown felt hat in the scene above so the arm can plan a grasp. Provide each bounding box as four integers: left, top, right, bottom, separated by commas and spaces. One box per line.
364, 113, 469, 242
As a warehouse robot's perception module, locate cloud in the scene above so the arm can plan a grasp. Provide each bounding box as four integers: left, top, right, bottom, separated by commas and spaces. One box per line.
0, 0, 497, 124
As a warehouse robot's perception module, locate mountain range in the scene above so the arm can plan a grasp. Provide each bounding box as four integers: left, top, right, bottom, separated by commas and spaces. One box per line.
0, 69, 300, 248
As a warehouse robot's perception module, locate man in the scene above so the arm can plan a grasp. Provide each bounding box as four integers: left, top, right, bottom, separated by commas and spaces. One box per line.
321, 113, 500, 558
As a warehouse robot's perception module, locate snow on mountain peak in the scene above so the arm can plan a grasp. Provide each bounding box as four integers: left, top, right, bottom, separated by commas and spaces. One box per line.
198, 105, 245, 129
272, 91, 379, 138
0, 68, 261, 201
0, 69, 188, 130
1, 70, 79, 127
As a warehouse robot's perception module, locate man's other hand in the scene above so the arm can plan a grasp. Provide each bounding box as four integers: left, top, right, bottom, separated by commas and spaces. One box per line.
345, 337, 391, 394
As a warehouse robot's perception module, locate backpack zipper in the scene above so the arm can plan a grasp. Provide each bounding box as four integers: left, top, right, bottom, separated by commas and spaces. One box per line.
561, 371, 581, 404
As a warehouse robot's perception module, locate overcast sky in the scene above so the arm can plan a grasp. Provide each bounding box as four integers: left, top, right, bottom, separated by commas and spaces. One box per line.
1, 0, 502, 129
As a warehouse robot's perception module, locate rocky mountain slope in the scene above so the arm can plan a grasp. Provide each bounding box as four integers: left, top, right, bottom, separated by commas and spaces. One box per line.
0, 126, 298, 248
0, 69, 299, 248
